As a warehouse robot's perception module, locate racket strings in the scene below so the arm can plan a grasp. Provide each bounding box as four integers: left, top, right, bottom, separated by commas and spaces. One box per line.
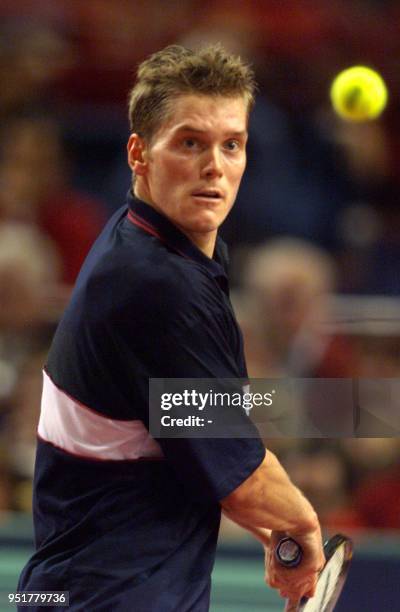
302, 545, 346, 612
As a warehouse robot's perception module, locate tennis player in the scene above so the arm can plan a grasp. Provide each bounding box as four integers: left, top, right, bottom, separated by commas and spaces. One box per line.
18, 45, 324, 611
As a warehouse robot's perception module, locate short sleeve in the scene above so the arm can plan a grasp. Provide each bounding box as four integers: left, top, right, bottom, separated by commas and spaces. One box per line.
125, 300, 265, 503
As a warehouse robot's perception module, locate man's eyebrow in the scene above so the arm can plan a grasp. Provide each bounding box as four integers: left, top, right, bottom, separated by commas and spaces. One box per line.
174, 124, 247, 137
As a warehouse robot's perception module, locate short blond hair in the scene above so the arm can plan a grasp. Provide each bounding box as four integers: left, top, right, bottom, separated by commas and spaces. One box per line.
128, 44, 256, 142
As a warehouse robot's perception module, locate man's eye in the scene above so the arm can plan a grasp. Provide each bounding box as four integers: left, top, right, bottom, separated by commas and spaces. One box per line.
225, 140, 239, 151
183, 138, 197, 148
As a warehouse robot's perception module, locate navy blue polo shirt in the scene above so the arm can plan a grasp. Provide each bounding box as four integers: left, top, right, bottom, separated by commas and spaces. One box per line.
18, 193, 265, 612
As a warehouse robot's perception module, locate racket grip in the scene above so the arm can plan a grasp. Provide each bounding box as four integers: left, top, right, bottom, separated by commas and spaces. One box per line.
275, 537, 303, 568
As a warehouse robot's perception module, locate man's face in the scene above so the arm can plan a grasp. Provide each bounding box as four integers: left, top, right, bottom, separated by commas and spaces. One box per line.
128, 94, 248, 253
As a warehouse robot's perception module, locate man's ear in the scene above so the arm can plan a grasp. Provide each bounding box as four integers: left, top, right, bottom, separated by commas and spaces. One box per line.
127, 134, 149, 176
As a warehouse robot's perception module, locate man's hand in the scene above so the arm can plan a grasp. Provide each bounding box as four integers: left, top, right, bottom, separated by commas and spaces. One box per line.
221, 450, 325, 601
265, 528, 325, 601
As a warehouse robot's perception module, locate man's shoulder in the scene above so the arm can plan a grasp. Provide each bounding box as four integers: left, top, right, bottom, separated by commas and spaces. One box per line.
70, 209, 224, 330
84, 237, 206, 316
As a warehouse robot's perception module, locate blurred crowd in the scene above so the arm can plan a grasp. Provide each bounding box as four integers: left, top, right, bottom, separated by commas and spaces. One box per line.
0, 0, 400, 533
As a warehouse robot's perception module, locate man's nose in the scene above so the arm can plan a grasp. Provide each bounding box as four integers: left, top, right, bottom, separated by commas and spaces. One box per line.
201, 147, 223, 179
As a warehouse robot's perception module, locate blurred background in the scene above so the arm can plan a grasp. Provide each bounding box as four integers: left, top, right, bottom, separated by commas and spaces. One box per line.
0, 0, 400, 610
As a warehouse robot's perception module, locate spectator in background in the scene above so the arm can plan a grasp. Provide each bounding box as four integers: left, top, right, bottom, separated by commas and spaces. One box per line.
0, 115, 106, 283
0, 222, 59, 332
241, 238, 356, 378
0, 222, 59, 397
0, 19, 73, 121
231, 239, 359, 439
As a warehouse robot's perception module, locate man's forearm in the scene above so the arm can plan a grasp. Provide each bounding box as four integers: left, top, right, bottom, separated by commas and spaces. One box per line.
221, 450, 319, 537
222, 449, 325, 602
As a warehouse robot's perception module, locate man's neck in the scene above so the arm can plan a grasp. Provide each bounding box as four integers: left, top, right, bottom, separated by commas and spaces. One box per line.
183, 230, 216, 259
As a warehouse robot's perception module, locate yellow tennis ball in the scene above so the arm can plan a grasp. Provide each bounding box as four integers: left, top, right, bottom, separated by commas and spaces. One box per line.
330, 66, 388, 122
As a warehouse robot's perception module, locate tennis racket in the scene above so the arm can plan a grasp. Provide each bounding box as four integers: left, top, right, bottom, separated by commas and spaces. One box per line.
276, 533, 353, 612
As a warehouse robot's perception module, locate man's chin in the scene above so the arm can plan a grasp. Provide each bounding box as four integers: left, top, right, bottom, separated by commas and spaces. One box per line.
185, 212, 227, 234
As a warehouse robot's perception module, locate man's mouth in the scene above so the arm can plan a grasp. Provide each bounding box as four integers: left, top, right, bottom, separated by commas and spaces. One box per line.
192, 189, 222, 200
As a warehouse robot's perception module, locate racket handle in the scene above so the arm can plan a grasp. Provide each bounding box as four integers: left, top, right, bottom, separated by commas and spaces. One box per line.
275, 537, 303, 568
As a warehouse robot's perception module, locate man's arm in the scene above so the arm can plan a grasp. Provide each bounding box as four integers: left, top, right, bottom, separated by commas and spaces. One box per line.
221, 450, 318, 534
220, 449, 325, 601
